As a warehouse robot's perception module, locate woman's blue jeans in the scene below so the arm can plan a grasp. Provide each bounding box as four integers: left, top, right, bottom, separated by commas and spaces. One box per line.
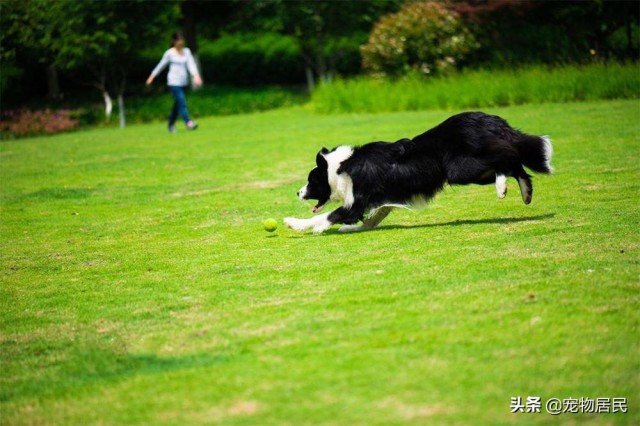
168, 85, 191, 126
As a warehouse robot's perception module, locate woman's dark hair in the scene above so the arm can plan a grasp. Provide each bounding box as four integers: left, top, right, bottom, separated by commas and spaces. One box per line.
170, 31, 184, 48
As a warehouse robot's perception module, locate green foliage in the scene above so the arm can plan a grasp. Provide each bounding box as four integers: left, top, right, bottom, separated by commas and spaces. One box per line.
217, 1, 402, 83
323, 32, 371, 77
454, 1, 639, 67
0, 61, 22, 94
1, 101, 638, 424
361, 1, 478, 77
312, 62, 640, 113
1, 0, 136, 70
197, 30, 370, 86
198, 33, 304, 86
0, 0, 65, 65
0, 0, 180, 104
3, 0, 639, 103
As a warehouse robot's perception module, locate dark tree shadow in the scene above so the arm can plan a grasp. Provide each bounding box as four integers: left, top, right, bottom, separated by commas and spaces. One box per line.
1, 338, 235, 403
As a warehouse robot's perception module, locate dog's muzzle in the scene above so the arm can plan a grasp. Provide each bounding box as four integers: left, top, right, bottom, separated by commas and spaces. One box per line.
297, 185, 308, 200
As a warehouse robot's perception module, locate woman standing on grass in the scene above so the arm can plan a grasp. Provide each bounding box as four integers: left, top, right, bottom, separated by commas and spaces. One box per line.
146, 31, 202, 132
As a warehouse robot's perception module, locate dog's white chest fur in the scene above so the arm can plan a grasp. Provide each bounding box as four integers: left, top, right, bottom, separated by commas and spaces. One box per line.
325, 146, 355, 207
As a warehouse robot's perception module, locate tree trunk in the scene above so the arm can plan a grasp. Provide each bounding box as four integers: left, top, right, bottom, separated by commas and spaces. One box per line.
182, 0, 198, 54
626, 15, 634, 57
324, 71, 333, 85
46, 65, 61, 99
305, 65, 315, 93
182, 0, 201, 90
103, 91, 113, 121
114, 68, 127, 127
315, 49, 327, 85
117, 94, 126, 128
191, 53, 202, 90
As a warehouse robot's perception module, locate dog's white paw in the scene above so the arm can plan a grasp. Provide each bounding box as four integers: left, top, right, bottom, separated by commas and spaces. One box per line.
312, 222, 332, 234
284, 217, 309, 232
285, 213, 332, 234
496, 174, 508, 199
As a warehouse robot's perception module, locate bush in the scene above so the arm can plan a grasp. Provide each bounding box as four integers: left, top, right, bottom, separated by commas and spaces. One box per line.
361, 1, 478, 77
199, 33, 305, 86
0, 109, 80, 138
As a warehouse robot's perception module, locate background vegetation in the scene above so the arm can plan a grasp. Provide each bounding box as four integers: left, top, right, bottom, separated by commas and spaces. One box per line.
1, 0, 638, 137
198, 33, 305, 86
361, 1, 479, 77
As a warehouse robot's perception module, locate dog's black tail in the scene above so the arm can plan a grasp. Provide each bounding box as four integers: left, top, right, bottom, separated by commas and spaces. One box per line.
513, 133, 554, 174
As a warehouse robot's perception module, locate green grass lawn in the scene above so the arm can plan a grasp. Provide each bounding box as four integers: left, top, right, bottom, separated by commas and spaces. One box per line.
1, 100, 639, 425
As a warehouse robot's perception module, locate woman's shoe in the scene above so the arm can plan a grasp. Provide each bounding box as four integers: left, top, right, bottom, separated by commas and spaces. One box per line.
186, 121, 199, 130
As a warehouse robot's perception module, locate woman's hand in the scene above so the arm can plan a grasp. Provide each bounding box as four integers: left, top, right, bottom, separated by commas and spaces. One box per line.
145, 76, 154, 86
193, 74, 203, 87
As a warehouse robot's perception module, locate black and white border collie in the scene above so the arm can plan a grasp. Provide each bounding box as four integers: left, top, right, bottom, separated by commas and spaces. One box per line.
284, 112, 553, 234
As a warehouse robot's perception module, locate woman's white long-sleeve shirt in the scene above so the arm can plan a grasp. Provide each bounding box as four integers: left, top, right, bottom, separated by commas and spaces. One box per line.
150, 47, 199, 87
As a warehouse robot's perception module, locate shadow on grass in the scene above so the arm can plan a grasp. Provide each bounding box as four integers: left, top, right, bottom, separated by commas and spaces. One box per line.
380, 213, 556, 230
1, 336, 236, 403
319, 213, 556, 236
25, 187, 96, 200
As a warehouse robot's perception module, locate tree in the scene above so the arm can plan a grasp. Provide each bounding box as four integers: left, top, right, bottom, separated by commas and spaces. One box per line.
278, 1, 403, 90
0, 0, 73, 99
452, 0, 639, 65
1, 0, 179, 125
202, 0, 401, 91
59, 0, 179, 126
101, 0, 179, 127
181, 0, 202, 89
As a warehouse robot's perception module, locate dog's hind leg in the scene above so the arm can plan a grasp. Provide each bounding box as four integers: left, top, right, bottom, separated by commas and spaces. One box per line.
518, 176, 533, 204
365, 206, 393, 228
339, 206, 393, 233
496, 173, 508, 199
514, 165, 533, 204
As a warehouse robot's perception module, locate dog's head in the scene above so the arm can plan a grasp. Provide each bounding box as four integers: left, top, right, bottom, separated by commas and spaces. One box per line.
297, 147, 331, 213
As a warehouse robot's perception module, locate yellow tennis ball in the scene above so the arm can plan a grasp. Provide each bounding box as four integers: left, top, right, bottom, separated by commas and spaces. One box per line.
263, 218, 278, 232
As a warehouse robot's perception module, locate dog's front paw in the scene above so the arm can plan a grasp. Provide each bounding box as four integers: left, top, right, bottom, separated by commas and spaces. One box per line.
285, 213, 332, 234
312, 221, 332, 234
284, 217, 308, 232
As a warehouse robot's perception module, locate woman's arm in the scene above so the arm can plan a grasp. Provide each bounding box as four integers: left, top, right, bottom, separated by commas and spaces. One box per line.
185, 48, 202, 87
146, 50, 170, 85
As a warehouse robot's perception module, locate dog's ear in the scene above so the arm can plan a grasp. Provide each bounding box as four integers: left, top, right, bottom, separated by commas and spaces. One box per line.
316, 148, 329, 166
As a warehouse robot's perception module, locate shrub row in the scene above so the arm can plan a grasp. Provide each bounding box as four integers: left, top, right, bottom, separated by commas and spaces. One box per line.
1, 86, 307, 138
197, 32, 364, 86
128, 85, 306, 122
198, 33, 305, 86
311, 62, 640, 113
